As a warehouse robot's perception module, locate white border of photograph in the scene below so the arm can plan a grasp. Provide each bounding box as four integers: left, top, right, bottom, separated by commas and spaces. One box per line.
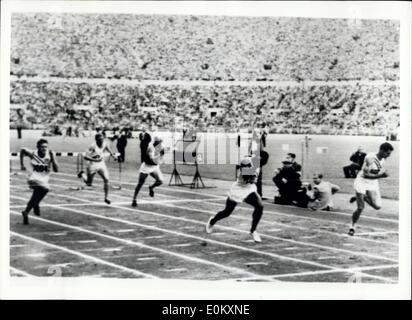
0, 0, 410, 300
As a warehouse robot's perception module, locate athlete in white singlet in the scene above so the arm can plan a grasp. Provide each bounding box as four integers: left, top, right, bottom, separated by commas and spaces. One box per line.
20, 139, 59, 225
78, 133, 117, 204
131, 136, 165, 207
205, 156, 264, 243
348, 142, 394, 236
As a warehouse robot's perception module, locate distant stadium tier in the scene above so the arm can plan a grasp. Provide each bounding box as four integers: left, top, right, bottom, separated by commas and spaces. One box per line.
9, 80, 400, 136
10, 13, 399, 81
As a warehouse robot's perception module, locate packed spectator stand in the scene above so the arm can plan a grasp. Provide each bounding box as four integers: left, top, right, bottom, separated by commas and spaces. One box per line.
10, 13, 400, 136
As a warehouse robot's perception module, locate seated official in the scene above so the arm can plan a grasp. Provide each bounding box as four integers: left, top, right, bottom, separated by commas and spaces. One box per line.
273, 158, 309, 207
286, 153, 302, 176
308, 173, 340, 211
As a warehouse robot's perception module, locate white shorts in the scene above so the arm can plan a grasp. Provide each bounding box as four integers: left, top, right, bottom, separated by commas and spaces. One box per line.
28, 176, 50, 190
354, 178, 381, 206
139, 163, 163, 180
354, 178, 380, 194
88, 161, 109, 178
228, 182, 257, 203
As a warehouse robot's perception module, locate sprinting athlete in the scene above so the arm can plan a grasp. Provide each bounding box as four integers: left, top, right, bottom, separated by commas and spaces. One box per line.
132, 136, 165, 207
20, 139, 59, 225
206, 156, 264, 243
78, 133, 117, 204
348, 142, 394, 236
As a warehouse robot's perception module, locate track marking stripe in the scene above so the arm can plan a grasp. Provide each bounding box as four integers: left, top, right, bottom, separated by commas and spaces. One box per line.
137, 257, 158, 261
356, 231, 399, 236
10, 211, 270, 279
11, 231, 157, 279
126, 200, 397, 262
245, 262, 268, 266
10, 266, 36, 277
10, 176, 398, 247
232, 264, 399, 282
13, 172, 397, 230
165, 268, 187, 272
9, 190, 398, 263
11, 203, 338, 271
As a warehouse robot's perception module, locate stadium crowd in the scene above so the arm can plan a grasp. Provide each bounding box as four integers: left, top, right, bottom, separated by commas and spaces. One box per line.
9, 13, 400, 136
11, 13, 399, 81
10, 81, 399, 136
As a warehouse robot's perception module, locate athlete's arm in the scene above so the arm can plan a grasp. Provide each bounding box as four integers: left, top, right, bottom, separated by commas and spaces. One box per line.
84, 146, 99, 162
362, 157, 388, 179
19, 148, 34, 171
104, 145, 117, 161
49, 150, 59, 172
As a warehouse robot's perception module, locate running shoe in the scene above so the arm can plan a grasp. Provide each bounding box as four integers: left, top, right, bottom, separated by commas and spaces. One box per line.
149, 186, 154, 197
251, 231, 262, 243
22, 211, 29, 225
205, 217, 214, 234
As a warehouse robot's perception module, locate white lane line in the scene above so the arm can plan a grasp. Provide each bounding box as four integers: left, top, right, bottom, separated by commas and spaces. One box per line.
206, 200, 397, 231
155, 201, 397, 245
75, 240, 98, 244
12, 179, 215, 205
383, 251, 398, 255
245, 262, 268, 266
212, 251, 230, 255
137, 257, 158, 261
102, 248, 123, 252
10, 231, 158, 279
108, 200, 397, 263
94, 168, 398, 223
10, 244, 27, 248
47, 179, 215, 204
10, 187, 91, 203
11, 190, 397, 264
10, 211, 270, 279
49, 232, 68, 236
13, 173, 396, 233
10, 266, 37, 277
261, 201, 399, 223
209, 232, 226, 236
300, 235, 318, 239
12, 165, 399, 225
9, 188, 397, 265
115, 229, 136, 233
356, 231, 399, 236
49, 177, 174, 201
232, 264, 399, 282
165, 268, 187, 272
53, 169, 226, 200
144, 235, 165, 239
11, 184, 177, 207
317, 256, 338, 260
27, 253, 47, 258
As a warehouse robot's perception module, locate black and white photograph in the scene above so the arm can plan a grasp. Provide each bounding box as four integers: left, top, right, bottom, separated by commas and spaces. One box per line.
0, 1, 410, 300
